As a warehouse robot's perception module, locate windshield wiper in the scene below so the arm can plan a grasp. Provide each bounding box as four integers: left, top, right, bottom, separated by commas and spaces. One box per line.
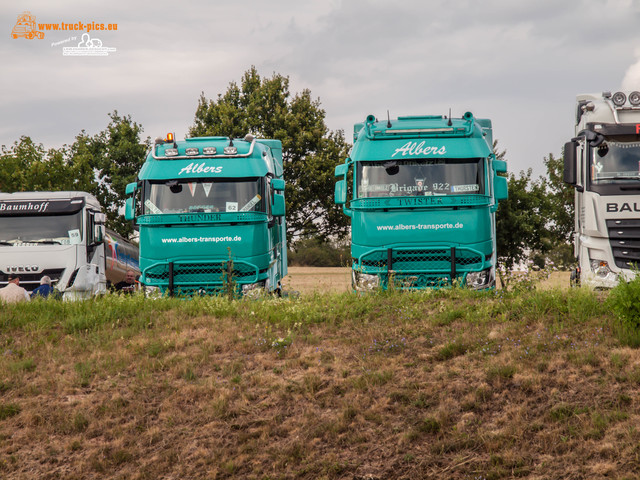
597, 175, 640, 181
31, 240, 63, 245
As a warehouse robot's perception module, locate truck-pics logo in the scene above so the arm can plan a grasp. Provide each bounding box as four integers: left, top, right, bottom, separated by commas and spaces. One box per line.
392, 141, 447, 157
62, 33, 116, 56
11, 11, 44, 39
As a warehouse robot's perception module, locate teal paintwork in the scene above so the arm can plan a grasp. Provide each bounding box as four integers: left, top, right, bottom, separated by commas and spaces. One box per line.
336, 113, 507, 290
126, 135, 287, 296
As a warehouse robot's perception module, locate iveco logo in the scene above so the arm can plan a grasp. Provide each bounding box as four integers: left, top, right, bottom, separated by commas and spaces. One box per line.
607, 203, 640, 213
6, 265, 39, 273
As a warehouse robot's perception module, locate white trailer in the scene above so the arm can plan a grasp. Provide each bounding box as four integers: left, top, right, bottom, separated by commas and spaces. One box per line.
0, 191, 139, 299
564, 91, 640, 287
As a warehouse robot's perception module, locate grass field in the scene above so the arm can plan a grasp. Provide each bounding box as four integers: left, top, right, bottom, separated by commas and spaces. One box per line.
1, 270, 637, 480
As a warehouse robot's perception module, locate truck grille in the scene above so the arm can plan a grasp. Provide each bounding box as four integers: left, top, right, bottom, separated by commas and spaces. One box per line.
144, 260, 259, 288
0, 268, 65, 291
391, 273, 467, 289
607, 219, 640, 269
359, 248, 483, 271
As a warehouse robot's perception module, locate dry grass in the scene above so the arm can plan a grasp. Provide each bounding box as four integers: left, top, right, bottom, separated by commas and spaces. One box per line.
0, 282, 634, 480
285, 267, 572, 294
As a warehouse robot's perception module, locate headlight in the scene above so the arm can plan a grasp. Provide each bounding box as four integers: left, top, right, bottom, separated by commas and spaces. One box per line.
242, 281, 265, 298
590, 259, 612, 278
352, 271, 380, 291
466, 268, 494, 290
612, 91, 627, 107
144, 285, 162, 299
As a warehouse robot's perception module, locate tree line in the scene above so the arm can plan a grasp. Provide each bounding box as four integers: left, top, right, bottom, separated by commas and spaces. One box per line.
0, 67, 572, 271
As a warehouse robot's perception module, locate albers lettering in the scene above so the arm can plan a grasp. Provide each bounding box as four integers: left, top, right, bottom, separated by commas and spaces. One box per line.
178, 163, 223, 176
391, 142, 447, 157
607, 202, 640, 213
0, 201, 49, 213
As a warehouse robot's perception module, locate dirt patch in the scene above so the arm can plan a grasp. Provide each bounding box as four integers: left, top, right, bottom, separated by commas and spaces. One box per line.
284, 267, 352, 294
284, 267, 571, 294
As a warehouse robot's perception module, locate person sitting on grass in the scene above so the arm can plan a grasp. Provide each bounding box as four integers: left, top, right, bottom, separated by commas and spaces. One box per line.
31, 276, 57, 299
113, 270, 138, 295
0, 275, 30, 304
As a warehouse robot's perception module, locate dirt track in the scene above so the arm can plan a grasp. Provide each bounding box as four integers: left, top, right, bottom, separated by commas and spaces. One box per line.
284, 267, 571, 294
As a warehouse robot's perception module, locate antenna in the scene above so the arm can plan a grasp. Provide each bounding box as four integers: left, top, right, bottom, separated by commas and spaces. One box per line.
387, 110, 392, 128
447, 108, 452, 126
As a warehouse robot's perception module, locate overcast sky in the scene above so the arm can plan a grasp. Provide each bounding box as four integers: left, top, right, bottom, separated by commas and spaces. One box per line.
2, 0, 640, 177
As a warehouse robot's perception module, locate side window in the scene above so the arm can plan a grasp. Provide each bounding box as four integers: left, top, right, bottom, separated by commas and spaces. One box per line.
266, 178, 273, 217
87, 212, 95, 244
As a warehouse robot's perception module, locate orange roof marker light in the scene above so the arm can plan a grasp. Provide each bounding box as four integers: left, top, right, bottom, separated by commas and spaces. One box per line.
166, 132, 174, 143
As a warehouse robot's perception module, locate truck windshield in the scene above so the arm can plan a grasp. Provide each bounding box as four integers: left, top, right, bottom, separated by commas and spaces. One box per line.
591, 139, 640, 184
144, 178, 265, 214
357, 158, 485, 198
0, 212, 83, 245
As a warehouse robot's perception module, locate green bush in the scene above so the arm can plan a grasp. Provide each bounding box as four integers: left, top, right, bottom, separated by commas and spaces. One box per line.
607, 274, 640, 347
288, 237, 350, 267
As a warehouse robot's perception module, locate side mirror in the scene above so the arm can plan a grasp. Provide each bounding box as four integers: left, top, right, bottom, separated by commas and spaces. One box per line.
335, 163, 348, 177
125, 182, 137, 195
271, 178, 285, 191
94, 224, 104, 243
125, 197, 135, 221
563, 141, 577, 186
494, 175, 508, 202
335, 179, 347, 205
272, 193, 285, 217
493, 159, 507, 174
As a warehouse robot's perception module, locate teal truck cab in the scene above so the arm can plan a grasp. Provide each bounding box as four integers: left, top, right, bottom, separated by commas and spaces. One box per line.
335, 113, 508, 291
125, 133, 287, 296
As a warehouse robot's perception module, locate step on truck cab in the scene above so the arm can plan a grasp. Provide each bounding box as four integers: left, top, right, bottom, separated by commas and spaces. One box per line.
564, 91, 640, 288
0, 191, 139, 299
335, 113, 508, 291
125, 133, 287, 296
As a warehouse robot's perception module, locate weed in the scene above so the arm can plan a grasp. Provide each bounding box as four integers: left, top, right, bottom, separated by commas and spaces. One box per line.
436, 341, 468, 361
74, 361, 94, 388
607, 272, 640, 346
0, 403, 21, 420
486, 364, 516, 382
419, 416, 441, 434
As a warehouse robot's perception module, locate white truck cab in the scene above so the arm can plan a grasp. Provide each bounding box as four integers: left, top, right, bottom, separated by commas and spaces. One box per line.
564, 91, 640, 287
0, 191, 139, 299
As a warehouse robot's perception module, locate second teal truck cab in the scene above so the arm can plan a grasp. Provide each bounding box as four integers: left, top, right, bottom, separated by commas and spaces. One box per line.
335, 113, 508, 291
125, 133, 287, 296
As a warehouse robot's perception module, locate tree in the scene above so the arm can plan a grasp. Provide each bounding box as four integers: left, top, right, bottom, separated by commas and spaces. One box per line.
0, 137, 92, 192
495, 142, 552, 275
80, 112, 149, 239
496, 168, 550, 272
0, 112, 148, 240
190, 67, 350, 241
542, 151, 574, 243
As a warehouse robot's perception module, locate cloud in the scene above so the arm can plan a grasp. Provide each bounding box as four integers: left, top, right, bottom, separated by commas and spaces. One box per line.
622, 50, 640, 91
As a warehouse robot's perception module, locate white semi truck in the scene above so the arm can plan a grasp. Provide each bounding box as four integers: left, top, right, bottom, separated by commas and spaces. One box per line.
0, 191, 139, 299
564, 90, 640, 287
